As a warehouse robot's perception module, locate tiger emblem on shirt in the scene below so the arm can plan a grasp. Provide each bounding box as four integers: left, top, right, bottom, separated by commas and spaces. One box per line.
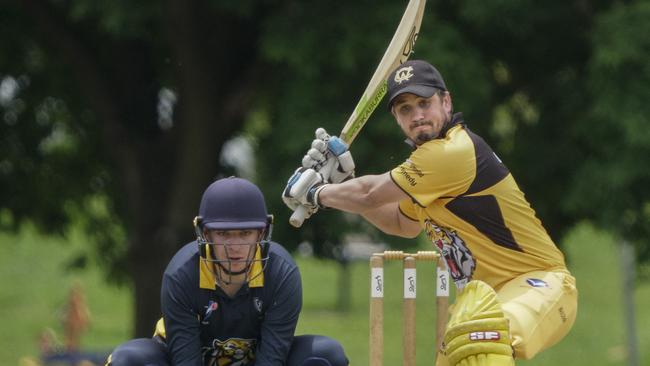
203, 338, 256, 366
424, 219, 476, 289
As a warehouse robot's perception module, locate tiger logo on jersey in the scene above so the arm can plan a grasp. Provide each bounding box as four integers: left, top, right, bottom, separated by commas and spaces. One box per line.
424, 219, 476, 289
203, 338, 256, 366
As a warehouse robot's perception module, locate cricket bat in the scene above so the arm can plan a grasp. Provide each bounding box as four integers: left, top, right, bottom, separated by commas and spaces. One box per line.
290, 0, 427, 227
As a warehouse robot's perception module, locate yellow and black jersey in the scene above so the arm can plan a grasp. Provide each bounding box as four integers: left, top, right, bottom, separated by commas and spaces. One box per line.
391, 113, 568, 290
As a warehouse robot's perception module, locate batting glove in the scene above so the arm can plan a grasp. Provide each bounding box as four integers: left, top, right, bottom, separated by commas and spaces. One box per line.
282, 167, 328, 215
301, 128, 355, 184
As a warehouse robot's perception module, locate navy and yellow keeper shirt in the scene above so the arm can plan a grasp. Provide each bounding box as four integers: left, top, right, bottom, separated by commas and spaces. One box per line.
157, 240, 302, 366
391, 113, 569, 290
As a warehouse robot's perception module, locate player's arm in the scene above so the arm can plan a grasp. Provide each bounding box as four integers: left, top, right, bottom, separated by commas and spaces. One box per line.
322, 173, 420, 237
255, 263, 302, 365
318, 173, 399, 213
291, 171, 421, 237
160, 272, 203, 366
361, 201, 421, 238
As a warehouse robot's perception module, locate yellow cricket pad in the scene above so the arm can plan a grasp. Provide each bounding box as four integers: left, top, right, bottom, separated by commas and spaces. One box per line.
443, 280, 515, 366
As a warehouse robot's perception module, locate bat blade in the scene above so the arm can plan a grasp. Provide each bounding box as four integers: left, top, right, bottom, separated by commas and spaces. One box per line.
339, 0, 427, 145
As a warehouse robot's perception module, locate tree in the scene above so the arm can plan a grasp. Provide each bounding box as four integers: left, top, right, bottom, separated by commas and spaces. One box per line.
1, 0, 274, 336
568, 0, 650, 265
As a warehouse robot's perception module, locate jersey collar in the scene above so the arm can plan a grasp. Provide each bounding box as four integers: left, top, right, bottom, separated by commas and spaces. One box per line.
199, 245, 266, 289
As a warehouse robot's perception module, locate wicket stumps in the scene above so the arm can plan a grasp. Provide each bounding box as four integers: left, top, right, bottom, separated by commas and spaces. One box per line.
369, 250, 450, 366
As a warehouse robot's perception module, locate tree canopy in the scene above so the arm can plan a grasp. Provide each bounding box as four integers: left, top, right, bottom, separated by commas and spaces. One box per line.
2, 0, 648, 336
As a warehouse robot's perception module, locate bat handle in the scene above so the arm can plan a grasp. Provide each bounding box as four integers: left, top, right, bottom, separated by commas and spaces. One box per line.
289, 205, 309, 228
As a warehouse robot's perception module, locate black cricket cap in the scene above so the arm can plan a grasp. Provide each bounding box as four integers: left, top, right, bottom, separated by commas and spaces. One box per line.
387, 60, 447, 110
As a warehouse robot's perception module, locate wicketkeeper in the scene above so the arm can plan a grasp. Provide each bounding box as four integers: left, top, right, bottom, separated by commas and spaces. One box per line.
107, 177, 349, 366
283, 60, 578, 366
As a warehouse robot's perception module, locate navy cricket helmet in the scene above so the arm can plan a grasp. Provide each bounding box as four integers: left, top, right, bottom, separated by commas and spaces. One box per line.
197, 177, 269, 230
195, 177, 272, 285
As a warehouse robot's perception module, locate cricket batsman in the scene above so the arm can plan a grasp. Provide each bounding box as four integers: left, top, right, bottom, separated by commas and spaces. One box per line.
282, 60, 578, 365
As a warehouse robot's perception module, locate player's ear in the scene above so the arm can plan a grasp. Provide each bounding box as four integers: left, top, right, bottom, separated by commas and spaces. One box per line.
442, 92, 453, 113
390, 106, 398, 119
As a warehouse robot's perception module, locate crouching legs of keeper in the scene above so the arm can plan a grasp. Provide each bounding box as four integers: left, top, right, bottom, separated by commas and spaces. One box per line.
105, 335, 347, 366
436, 273, 578, 365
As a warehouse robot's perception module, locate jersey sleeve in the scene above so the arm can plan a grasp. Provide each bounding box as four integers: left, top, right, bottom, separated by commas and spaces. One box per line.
398, 198, 419, 221
161, 272, 203, 366
254, 262, 302, 365
390, 135, 475, 207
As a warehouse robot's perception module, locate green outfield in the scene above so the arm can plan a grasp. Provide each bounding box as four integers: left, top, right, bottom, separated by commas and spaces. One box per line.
1, 223, 648, 365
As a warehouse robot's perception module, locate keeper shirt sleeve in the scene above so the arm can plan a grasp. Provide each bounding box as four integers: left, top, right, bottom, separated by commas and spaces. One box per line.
390, 131, 475, 207
254, 261, 302, 365
161, 271, 203, 366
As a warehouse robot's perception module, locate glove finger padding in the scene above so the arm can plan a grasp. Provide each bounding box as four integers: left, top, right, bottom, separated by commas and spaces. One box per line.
283, 171, 319, 222
302, 154, 314, 169
283, 167, 325, 209
337, 150, 355, 174
288, 168, 321, 198
324, 136, 355, 183
281, 190, 300, 211
315, 127, 331, 141
326, 140, 355, 183
302, 138, 328, 169
307, 148, 326, 163
311, 138, 327, 153
303, 127, 355, 184
443, 280, 514, 366
283, 168, 307, 210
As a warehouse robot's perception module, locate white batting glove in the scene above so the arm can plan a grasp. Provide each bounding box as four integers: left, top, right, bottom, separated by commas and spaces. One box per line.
282, 167, 327, 216
301, 128, 355, 184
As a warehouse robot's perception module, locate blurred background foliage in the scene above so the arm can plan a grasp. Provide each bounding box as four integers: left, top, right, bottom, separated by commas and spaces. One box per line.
1, 0, 649, 338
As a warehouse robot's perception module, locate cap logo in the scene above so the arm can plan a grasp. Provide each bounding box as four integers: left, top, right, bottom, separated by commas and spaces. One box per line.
394, 66, 414, 84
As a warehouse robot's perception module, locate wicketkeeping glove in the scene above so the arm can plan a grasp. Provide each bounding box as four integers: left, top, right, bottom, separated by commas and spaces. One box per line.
302, 128, 355, 184
282, 167, 328, 216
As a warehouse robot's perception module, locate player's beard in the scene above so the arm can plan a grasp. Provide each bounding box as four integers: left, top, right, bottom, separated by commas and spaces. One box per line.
413, 113, 452, 144
414, 130, 436, 144
412, 120, 437, 145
